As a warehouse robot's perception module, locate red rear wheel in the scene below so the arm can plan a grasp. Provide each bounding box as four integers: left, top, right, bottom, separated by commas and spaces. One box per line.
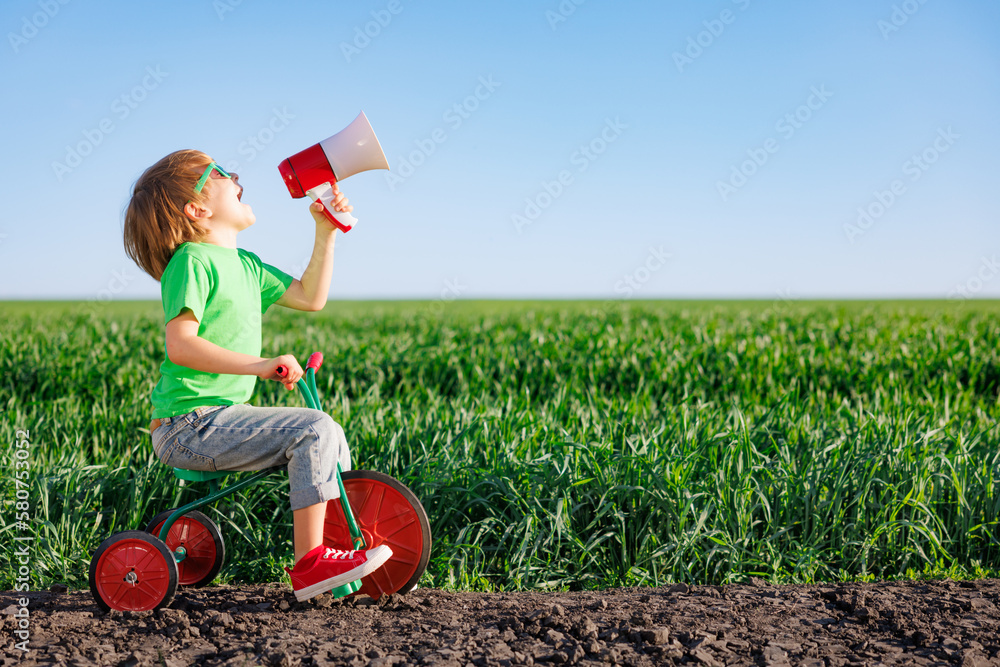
324, 470, 432, 599
146, 509, 225, 587
89, 531, 178, 612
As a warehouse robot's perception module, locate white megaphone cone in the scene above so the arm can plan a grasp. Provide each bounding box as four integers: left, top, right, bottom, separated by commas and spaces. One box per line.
278, 111, 389, 232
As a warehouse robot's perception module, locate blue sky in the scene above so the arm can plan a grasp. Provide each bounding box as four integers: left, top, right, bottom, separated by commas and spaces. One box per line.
1, 0, 998, 300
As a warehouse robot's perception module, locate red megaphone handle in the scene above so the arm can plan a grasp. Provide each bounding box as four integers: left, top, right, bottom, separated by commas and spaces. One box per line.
319, 205, 353, 233
308, 183, 357, 232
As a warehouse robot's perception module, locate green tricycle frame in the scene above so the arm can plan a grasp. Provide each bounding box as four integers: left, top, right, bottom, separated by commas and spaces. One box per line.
89, 352, 432, 612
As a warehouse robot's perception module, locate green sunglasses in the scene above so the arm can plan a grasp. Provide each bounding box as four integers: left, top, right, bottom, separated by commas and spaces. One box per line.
193, 162, 233, 194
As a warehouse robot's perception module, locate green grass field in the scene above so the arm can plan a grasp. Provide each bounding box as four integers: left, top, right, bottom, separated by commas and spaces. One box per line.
3, 299, 1000, 592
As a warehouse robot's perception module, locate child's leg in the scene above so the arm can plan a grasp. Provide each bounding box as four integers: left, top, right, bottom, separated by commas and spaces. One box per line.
293, 502, 327, 564
153, 404, 393, 601
153, 404, 352, 562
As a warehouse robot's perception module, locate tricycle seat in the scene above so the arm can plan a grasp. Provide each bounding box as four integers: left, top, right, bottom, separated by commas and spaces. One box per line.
172, 468, 232, 482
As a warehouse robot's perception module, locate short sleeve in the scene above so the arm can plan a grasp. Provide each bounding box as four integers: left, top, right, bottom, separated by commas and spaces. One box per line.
239, 249, 294, 312
160, 251, 211, 323
260, 261, 294, 312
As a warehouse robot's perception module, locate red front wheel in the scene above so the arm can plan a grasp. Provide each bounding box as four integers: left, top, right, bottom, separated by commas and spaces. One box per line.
89, 531, 178, 612
324, 470, 432, 599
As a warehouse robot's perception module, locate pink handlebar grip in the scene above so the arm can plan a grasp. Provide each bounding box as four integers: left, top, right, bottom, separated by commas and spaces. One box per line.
276, 365, 288, 378
306, 352, 324, 371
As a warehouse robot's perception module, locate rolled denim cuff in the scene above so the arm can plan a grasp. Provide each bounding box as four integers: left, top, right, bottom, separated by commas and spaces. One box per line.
289, 480, 340, 512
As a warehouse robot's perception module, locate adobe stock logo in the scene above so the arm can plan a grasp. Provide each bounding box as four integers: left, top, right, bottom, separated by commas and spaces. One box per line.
673, 0, 752, 73
213, 0, 245, 20
613, 246, 672, 298
220, 108, 295, 172
428, 277, 468, 316
843, 126, 958, 244
384, 76, 500, 191
51, 66, 168, 181
948, 255, 1000, 300
341, 0, 404, 63
878, 0, 931, 39
511, 117, 626, 234
716, 85, 833, 202
8, 0, 70, 54
546, 0, 586, 30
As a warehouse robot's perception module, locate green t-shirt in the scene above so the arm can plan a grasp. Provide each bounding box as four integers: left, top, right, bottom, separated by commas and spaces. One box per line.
151, 242, 294, 418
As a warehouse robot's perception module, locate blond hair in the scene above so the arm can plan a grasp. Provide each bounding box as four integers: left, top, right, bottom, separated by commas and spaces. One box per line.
123, 149, 214, 281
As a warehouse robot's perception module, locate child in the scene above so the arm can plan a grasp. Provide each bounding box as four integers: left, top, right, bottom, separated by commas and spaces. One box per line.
122, 149, 391, 602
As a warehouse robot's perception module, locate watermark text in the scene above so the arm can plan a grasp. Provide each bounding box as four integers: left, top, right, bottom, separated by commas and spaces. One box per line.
11, 428, 33, 653
716, 85, 833, 202
512, 117, 626, 233
844, 126, 958, 244
52, 66, 168, 181
385, 76, 501, 191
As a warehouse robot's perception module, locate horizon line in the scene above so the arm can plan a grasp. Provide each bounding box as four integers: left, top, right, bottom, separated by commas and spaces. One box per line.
1, 296, 998, 304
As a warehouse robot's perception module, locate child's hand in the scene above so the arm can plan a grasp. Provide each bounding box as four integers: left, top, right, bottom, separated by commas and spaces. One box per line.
310, 183, 353, 226
258, 355, 304, 391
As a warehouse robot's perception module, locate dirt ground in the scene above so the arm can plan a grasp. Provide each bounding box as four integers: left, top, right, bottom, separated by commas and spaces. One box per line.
3, 578, 1000, 666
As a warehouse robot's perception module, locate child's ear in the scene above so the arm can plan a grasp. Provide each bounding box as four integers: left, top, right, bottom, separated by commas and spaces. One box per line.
184, 201, 211, 222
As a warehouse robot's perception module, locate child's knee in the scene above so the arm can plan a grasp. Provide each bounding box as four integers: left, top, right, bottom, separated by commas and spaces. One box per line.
308, 410, 338, 439
308, 411, 351, 469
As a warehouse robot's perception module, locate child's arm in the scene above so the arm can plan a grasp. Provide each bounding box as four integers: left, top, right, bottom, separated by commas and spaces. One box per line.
276, 186, 353, 312
166, 310, 304, 390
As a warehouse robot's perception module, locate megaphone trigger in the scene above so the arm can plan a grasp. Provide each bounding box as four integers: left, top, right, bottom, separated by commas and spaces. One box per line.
307, 182, 358, 232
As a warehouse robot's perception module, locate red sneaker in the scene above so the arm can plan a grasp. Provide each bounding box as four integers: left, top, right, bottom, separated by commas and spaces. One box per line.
284, 544, 393, 602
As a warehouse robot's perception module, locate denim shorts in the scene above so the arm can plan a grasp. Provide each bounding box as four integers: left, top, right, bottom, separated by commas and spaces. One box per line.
151, 404, 351, 512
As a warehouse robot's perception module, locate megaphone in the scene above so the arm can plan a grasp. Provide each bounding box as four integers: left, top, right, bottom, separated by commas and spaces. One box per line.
278, 111, 389, 232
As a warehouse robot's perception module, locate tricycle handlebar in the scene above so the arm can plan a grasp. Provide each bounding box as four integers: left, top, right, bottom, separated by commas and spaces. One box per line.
306, 352, 324, 371
275, 351, 322, 379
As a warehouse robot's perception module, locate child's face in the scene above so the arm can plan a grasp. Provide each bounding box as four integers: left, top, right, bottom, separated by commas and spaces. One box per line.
199, 165, 255, 231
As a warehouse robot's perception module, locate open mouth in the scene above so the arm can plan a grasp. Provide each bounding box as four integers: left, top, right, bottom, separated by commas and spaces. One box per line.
237, 186, 244, 201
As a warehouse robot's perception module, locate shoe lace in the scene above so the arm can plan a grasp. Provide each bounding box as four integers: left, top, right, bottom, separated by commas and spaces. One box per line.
323, 547, 357, 560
